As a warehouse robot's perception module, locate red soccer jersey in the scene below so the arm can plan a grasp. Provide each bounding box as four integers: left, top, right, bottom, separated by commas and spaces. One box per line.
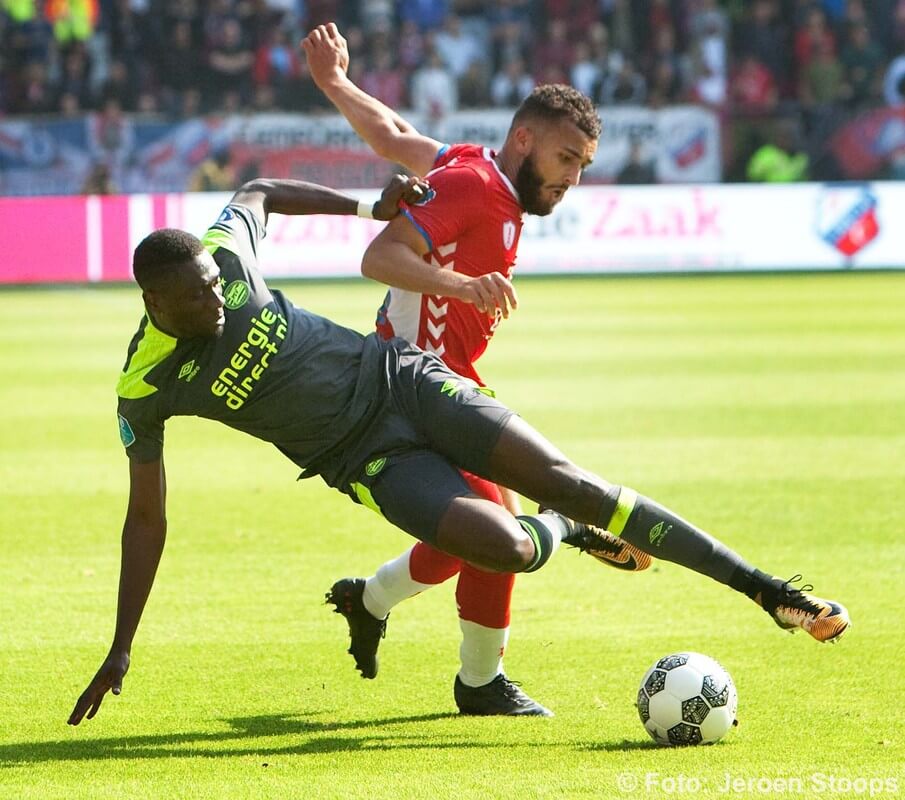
375, 143, 523, 384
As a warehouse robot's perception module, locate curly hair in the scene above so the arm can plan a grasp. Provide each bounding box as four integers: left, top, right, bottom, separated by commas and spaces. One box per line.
132, 228, 205, 289
512, 84, 602, 140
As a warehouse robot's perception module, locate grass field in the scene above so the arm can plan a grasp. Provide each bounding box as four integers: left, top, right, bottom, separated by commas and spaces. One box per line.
1, 273, 904, 800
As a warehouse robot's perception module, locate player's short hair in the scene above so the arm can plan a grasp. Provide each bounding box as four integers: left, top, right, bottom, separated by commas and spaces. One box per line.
132, 228, 205, 290
512, 84, 602, 140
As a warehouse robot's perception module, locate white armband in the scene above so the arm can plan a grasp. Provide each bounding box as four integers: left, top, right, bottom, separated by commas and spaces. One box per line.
356, 200, 374, 219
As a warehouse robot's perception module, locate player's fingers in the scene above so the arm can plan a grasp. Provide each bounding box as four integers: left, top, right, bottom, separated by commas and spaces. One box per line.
467, 285, 489, 314
67, 694, 91, 725
501, 278, 519, 312
86, 694, 104, 720
326, 22, 340, 40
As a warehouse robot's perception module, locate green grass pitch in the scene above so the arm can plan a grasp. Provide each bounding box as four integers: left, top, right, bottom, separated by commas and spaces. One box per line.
1, 273, 903, 799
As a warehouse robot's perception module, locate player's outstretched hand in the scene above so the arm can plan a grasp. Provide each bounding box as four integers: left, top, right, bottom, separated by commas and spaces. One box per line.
68, 649, 130, 726
301, 23, 349, 86
373, 175, 431, 221
459, 273, 520, 319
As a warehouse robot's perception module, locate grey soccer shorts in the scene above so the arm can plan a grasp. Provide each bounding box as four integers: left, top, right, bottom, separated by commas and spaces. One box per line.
345, 342, 516, 543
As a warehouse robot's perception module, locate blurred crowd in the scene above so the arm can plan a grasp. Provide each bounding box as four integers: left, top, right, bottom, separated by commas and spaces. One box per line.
2, 0, 904, 119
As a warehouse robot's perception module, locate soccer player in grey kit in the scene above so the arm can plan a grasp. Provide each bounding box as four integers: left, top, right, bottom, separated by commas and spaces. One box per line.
68, 174, 849, 726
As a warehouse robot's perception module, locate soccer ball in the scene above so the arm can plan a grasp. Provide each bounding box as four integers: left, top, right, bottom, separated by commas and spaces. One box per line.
636, 652, 738, 746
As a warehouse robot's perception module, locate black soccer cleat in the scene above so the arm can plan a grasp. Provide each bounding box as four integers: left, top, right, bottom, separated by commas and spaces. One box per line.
325, 577, 387, 679
454, 674, 554, 717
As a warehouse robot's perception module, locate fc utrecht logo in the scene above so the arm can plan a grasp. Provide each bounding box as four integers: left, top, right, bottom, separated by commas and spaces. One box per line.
815, 185, 879, 259
502, 220, 516, 250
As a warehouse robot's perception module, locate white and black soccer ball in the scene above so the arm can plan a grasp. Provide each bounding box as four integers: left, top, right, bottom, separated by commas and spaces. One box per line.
636, 652, 738, 746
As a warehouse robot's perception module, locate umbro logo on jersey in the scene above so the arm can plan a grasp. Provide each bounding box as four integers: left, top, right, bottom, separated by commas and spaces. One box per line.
502, 220, 516, 250
178, 360, 200, 382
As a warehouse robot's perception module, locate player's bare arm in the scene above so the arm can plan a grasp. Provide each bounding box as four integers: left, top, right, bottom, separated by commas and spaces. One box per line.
301, 23, 442, 175
363, 217, 519, 318
231, 174, 428, 225
68, 458, 167, 725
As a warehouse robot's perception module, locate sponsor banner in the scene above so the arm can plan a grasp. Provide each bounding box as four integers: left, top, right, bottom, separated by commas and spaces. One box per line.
0, 106, 720, 197
3, 183, 903, 285
518, 182, 895, 273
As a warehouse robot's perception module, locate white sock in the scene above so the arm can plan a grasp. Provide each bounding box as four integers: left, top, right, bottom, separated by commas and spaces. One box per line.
362, 547, 434, 620
458, 619, 510, 688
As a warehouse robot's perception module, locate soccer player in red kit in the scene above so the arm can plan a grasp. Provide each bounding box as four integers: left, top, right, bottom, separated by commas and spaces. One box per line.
303, 24, 653, 716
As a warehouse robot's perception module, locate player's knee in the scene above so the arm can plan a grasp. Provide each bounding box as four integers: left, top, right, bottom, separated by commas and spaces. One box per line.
481, 524, 534, 573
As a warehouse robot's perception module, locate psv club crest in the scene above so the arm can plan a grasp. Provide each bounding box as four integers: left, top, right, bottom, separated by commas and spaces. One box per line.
502, 220, 516, 250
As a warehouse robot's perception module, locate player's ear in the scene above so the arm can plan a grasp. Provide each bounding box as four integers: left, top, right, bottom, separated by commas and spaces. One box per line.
142, 288, 162, 315
511, 124, 534, 156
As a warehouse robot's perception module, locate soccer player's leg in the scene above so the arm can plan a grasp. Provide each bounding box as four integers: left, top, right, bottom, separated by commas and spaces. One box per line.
483, 416, 850, 643
350, 451, 567, 712
453, 472, 551, 716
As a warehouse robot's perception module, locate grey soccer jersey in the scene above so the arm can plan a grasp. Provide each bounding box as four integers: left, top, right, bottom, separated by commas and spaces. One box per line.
116, 204, 387, 484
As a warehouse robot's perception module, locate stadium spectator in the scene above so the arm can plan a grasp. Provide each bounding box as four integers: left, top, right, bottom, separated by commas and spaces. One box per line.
434, 13, 484, 80
840, 23, 885, 109
396, 19, 425, 71
799, 33, 845, 110
599, 57, 646, 106
534, 19, 573, 81
410, 46, 458, 118
569, 41, 602, 100
206, 17, 255, 107
794, 5, 837, 69
489, 3, 531, 71
490, 55, 534, 107
10, 60, 55, 114
106, 0, 148, 79
55, 41, 93, 111
253, 24, 302, 95
730, 53, 779, 115
99, 58, 138, 112
46, 0, 99, 44
616, 133, 657, 184
156, 21, 202, 112
188, 148, 234, 192
746, 119, 810, 182
645, 25, 689, 106
360, 48, 406, 109
457, 60, 490, 108
735, 0, 791, 93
